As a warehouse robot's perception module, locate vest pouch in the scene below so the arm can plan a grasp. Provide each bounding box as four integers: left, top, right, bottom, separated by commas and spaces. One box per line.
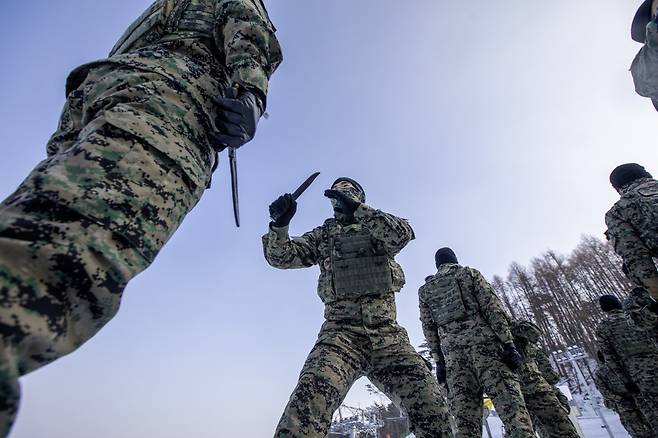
331, 231, 393, 299
425, 275, 470, 326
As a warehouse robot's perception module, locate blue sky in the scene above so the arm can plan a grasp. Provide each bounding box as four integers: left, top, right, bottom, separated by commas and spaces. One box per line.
2, 1, 657, 437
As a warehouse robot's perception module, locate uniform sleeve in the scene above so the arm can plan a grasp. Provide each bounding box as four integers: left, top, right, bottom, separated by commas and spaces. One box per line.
469, 268, 515, 345
419, 290, 442, 362
353, 204, 415, 256
606, 210, 658, 291
536, 348, 560, 385
261, 225, 321, 269
596, 325, 631, 386
215, 0, 283, 105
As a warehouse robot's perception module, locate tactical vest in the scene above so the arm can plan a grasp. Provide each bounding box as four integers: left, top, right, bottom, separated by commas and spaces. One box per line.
109, 0, 274, 57
423, 271, 473, 326
330, 229, 393, 299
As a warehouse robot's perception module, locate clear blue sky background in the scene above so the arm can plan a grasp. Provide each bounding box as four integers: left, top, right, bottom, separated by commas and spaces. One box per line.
1, 1, 657, 437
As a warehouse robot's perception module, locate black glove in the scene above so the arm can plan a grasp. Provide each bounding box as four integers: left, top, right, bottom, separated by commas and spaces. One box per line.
212, 88, 263, 149
269, 194, 297, 228
435, 361, 447, 385
501, 343, 523, 371
324, 189, 360, 215
625, 382, 641, 394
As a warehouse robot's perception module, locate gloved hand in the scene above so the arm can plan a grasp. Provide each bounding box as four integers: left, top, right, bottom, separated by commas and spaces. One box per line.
212, 88, 263, 149
501, 343, 524, 371
324, 189, 360, 216
269, 194, 297, 228
625, 382, 641, 394
435, 361, 447, 385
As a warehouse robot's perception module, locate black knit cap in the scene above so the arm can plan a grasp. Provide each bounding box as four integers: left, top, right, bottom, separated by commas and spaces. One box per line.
332, 177, 366, 202
609, 163, 652, 190
599, 295, 623, 312
435, 247, 458, 268
632, 0, 653, 43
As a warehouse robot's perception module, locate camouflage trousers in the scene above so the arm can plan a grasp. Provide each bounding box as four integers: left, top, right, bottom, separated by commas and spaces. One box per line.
614, 398, 654, 438
521, 379, 578, 438
275, 321, 452, 438
444, 341, 535, 438
0, 65, 210, 435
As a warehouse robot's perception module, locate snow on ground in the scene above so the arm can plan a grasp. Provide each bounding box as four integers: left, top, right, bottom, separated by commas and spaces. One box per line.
483, 410, 629, 438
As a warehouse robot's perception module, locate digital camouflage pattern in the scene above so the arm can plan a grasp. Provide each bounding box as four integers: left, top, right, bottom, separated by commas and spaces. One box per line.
511, 321, 578, 438
624, 290, 658, 341
418, 264, 535, 438
596, 309, 658, 430
0, 0, 281, 434
262, 205, 452, 437
595, 364, 653, 438
535, 348, 570, 413
605, 177, 658, 299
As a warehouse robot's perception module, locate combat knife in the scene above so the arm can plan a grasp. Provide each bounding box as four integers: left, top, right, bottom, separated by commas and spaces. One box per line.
270, 172, 321, 222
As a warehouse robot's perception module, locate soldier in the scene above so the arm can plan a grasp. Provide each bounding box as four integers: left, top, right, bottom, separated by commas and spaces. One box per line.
630, 0, 658, 111
605, 163, 658, 299
418, 248, 535, 438
595, 294, 658, 430
263, 178, 452, 438
0, 0, 282, 435
594, 351, 653, 438
534, 348, 571, 416
510, 320, 579, 438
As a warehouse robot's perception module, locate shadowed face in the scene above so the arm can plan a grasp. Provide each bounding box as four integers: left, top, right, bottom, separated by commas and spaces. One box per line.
330, 181, 363, 207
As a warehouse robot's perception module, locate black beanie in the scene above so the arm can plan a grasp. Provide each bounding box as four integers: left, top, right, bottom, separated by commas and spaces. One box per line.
599, 295, 623, 312
332, 177, 366, 202
610, 163, 652, 190
435, 247, 458, 268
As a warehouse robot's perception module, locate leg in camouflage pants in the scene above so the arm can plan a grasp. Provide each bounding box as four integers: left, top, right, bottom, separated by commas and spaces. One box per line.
445, 341, 535, 438
274, 322, 452, 438
522, 383, 578, 438
0, 65, 210, 435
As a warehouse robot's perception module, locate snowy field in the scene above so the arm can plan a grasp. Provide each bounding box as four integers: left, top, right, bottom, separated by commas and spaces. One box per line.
482, 411, 629, 438
404, 409, 630, 438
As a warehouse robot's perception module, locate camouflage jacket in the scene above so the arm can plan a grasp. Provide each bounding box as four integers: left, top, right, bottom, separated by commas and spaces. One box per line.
605, 178, 658, 289
536, 348, 560, 385
262, 204, 413, 320
595, 309, 658, 384
64, 1, 282, 177
418, 263, 514, 359
511, 320, 555, 388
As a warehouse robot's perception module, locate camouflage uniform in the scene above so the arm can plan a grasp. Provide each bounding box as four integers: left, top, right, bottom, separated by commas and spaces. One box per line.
605, 177, 658, 299
262, 205, 452, 438
594, 364, 653, 438
418, 264, 535, 438
595, 308, 658, 430
623, 290, 658, 341
511, 321, 578, 438
0, 0, 281, 434
534, 349, 570, 415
